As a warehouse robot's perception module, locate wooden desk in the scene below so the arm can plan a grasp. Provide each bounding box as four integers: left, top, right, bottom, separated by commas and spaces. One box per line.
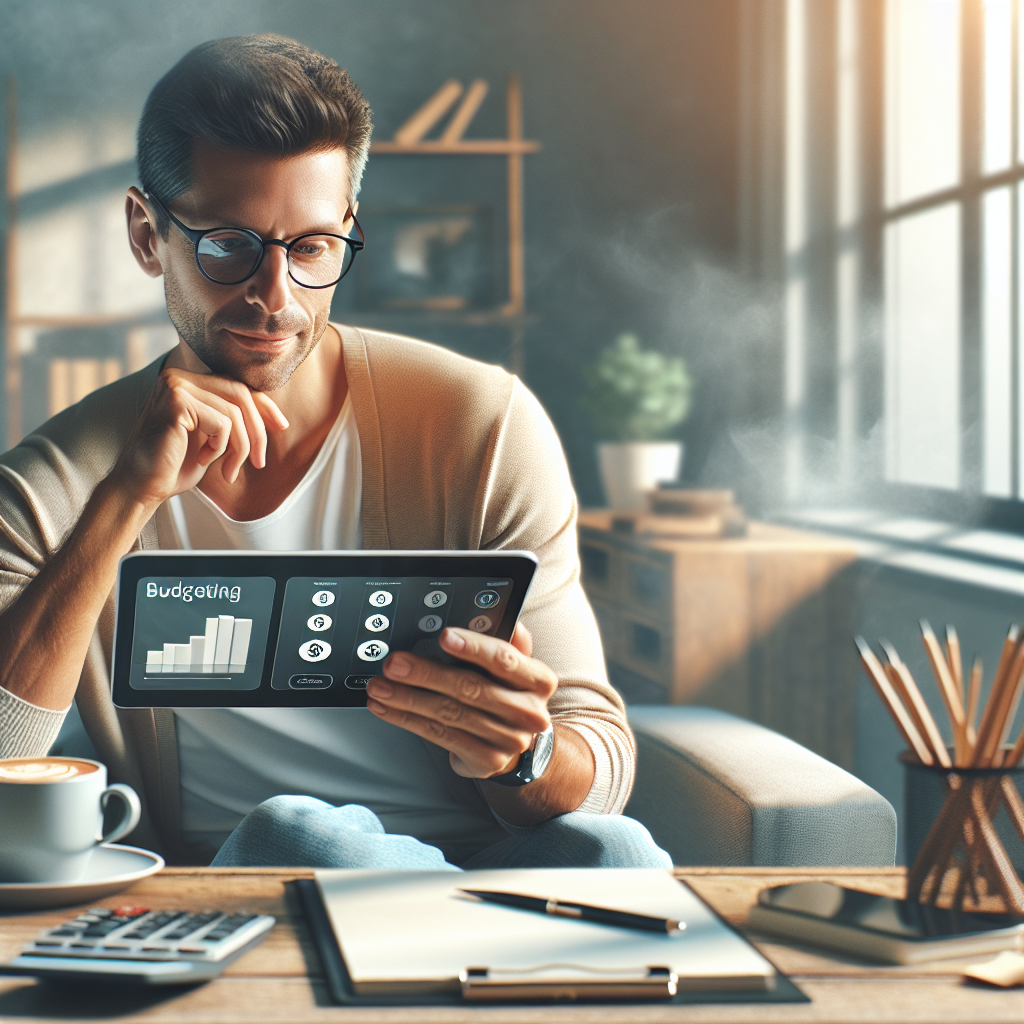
1, 867, 1021, 1022
578, 512, 859, 769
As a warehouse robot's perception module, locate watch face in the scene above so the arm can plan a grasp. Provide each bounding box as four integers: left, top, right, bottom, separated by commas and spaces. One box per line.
532, 725, 555, 779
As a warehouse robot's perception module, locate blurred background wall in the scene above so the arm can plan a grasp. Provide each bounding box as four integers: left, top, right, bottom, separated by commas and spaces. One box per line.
0, 0, 751, 508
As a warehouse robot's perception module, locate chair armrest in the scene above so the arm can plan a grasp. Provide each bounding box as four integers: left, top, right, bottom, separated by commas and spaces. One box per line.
625, 706, 896, 867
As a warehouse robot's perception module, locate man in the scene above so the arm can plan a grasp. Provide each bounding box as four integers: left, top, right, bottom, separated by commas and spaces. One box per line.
0, 35, 668, 870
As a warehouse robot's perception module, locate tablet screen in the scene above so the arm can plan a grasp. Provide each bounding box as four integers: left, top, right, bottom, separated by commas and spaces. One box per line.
112, 552, 536, 708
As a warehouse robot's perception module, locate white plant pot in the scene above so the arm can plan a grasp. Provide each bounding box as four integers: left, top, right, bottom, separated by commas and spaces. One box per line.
597, 441, 683, 512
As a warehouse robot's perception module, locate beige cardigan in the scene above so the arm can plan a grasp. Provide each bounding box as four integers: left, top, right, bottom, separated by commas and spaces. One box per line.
0, 325, 634, 862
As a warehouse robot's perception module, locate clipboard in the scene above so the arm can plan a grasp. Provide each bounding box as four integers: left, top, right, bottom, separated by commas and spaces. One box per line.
295, 875, 808, 1007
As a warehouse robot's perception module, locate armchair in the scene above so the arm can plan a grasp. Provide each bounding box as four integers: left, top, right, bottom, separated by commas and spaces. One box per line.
625, 706, 896, 867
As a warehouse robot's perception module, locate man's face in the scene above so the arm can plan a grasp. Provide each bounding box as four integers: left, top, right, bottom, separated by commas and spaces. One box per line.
157, 141, 354, 393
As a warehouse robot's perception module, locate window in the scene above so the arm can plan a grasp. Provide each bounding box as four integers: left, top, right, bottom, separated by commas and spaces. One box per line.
746, 0, 1024, 521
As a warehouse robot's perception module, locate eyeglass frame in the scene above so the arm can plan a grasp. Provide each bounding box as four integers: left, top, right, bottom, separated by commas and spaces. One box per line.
141, 191, 365, 290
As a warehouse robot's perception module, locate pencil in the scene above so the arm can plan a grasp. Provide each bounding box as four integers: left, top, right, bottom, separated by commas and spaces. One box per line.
855, 637, 934, 766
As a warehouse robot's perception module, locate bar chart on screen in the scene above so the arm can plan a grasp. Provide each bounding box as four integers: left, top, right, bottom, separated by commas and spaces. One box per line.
145, 615, 253, 676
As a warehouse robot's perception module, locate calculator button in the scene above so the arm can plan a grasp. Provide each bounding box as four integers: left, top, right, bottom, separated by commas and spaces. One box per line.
111, 906, 149, 917
423, 590, 447, 608
418, 614, 443, 632
368, 590, 393, 607
82, 921, 123, 936
312, 590, 336, 607
474, 590, 500, 609
307, 613, 332, 631
469, 615, 492, 633
364, 613, 389, 632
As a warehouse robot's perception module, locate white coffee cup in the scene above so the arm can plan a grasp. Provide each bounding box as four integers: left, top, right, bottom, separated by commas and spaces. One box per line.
0, 756, 142, 883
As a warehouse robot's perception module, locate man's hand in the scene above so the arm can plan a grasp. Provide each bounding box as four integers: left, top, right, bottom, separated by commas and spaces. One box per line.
367, 624, 555, 778
366, 624, 596, 825
112, 368, 289, 512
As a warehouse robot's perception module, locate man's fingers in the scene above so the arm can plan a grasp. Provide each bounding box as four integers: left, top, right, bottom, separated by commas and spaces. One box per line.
162, 369, 289, 474
251, 390, 289, 431
169, 388, 232, 466
511, 622, 533, 656
438, 628, 558, 696
381, 654, 550, 732
367, 676, 541, 748
226, 384, 270, 470
185, 387, 250, 482
365, 699, 523, 778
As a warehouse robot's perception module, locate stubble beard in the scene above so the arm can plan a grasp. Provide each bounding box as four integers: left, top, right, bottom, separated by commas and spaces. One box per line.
164, 272, 330, 394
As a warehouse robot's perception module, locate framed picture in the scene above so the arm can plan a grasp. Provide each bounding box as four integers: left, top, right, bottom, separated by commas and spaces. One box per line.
356, 206, 497, 311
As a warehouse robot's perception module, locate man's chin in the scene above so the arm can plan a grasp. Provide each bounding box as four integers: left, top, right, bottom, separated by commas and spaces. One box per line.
201, 348, 304, 394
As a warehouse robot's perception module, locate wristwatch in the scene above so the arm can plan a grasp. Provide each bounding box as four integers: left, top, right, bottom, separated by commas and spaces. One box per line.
488, 723, 555, 787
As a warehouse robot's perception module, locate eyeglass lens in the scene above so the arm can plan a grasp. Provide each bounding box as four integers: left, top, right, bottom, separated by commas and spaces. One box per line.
196, 230, 357, 286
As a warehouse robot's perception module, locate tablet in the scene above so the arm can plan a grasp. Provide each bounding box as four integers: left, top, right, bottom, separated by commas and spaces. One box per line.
111, 551, 537, 708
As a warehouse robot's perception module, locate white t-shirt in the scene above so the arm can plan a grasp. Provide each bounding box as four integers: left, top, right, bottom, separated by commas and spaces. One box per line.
155, 397, 507, 863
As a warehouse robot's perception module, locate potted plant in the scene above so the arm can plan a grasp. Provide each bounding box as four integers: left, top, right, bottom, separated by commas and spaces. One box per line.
579, 333, 692, 511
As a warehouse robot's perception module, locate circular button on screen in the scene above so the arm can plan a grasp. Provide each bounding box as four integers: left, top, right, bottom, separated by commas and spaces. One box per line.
307, 613, 332, 631
299, 639, 332, 662
365, 613, 389, 632
357, 640, 389, 662
312, 590, 336, 607
474, 590, 500, 609
368, 591, 393, 608
469, 615, 493, 633
418, 614, 443, 632
423, 590, 448, 608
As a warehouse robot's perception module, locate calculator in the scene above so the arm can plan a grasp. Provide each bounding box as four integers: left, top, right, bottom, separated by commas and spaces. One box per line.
0, 904, 276, 985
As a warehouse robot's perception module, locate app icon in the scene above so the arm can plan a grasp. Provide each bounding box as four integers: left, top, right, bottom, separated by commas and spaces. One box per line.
368, 590, 393, 607
312, 590, 336, 607
469, 615, 492, 633
418, 614, 443, 632
365, 613, 389, 632
357, 640, 389, 661
299, 639, 332, 662
307, 613, 332, 631
423, 590, 448, 608
474, 590, 500, 608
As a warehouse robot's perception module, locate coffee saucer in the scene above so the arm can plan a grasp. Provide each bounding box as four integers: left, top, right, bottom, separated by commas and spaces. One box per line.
0, 844, 164, 911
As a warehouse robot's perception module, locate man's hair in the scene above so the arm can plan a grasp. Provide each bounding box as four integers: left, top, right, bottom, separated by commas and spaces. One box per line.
137, 34, 372, 230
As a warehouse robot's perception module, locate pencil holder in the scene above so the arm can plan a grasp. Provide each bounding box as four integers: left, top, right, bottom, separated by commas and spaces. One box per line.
902, 754, 1024, 914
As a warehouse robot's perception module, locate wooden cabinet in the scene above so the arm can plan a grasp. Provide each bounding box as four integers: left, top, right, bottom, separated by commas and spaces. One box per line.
578, 512, 859, 769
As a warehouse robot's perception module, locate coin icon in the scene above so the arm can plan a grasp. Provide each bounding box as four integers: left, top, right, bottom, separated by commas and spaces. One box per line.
474, 590, 500, 609
365, 613, 389, 632
423, 590, 448, 608
368, 590, 393, 607
357, 640, 389, 662
418, 614, 443, 632
307, 614, 332, 631
299, 639, 332, 662
469, 615, 492, 633
312, 590, 336, 607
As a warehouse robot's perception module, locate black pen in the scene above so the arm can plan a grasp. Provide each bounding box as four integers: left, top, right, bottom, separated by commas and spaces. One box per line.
459, 889, 685, 934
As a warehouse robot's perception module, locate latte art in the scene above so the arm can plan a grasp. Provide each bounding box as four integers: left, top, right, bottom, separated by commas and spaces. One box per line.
0, 758, 98, 783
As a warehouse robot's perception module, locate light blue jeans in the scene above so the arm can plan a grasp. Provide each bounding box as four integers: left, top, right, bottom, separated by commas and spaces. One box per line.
210, 796, 672, 870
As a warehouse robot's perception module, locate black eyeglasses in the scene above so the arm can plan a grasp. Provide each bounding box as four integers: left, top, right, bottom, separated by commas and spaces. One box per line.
143, 192, 364, 289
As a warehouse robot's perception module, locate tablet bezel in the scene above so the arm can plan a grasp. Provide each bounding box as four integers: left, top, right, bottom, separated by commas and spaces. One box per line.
111, 550, 537, 708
